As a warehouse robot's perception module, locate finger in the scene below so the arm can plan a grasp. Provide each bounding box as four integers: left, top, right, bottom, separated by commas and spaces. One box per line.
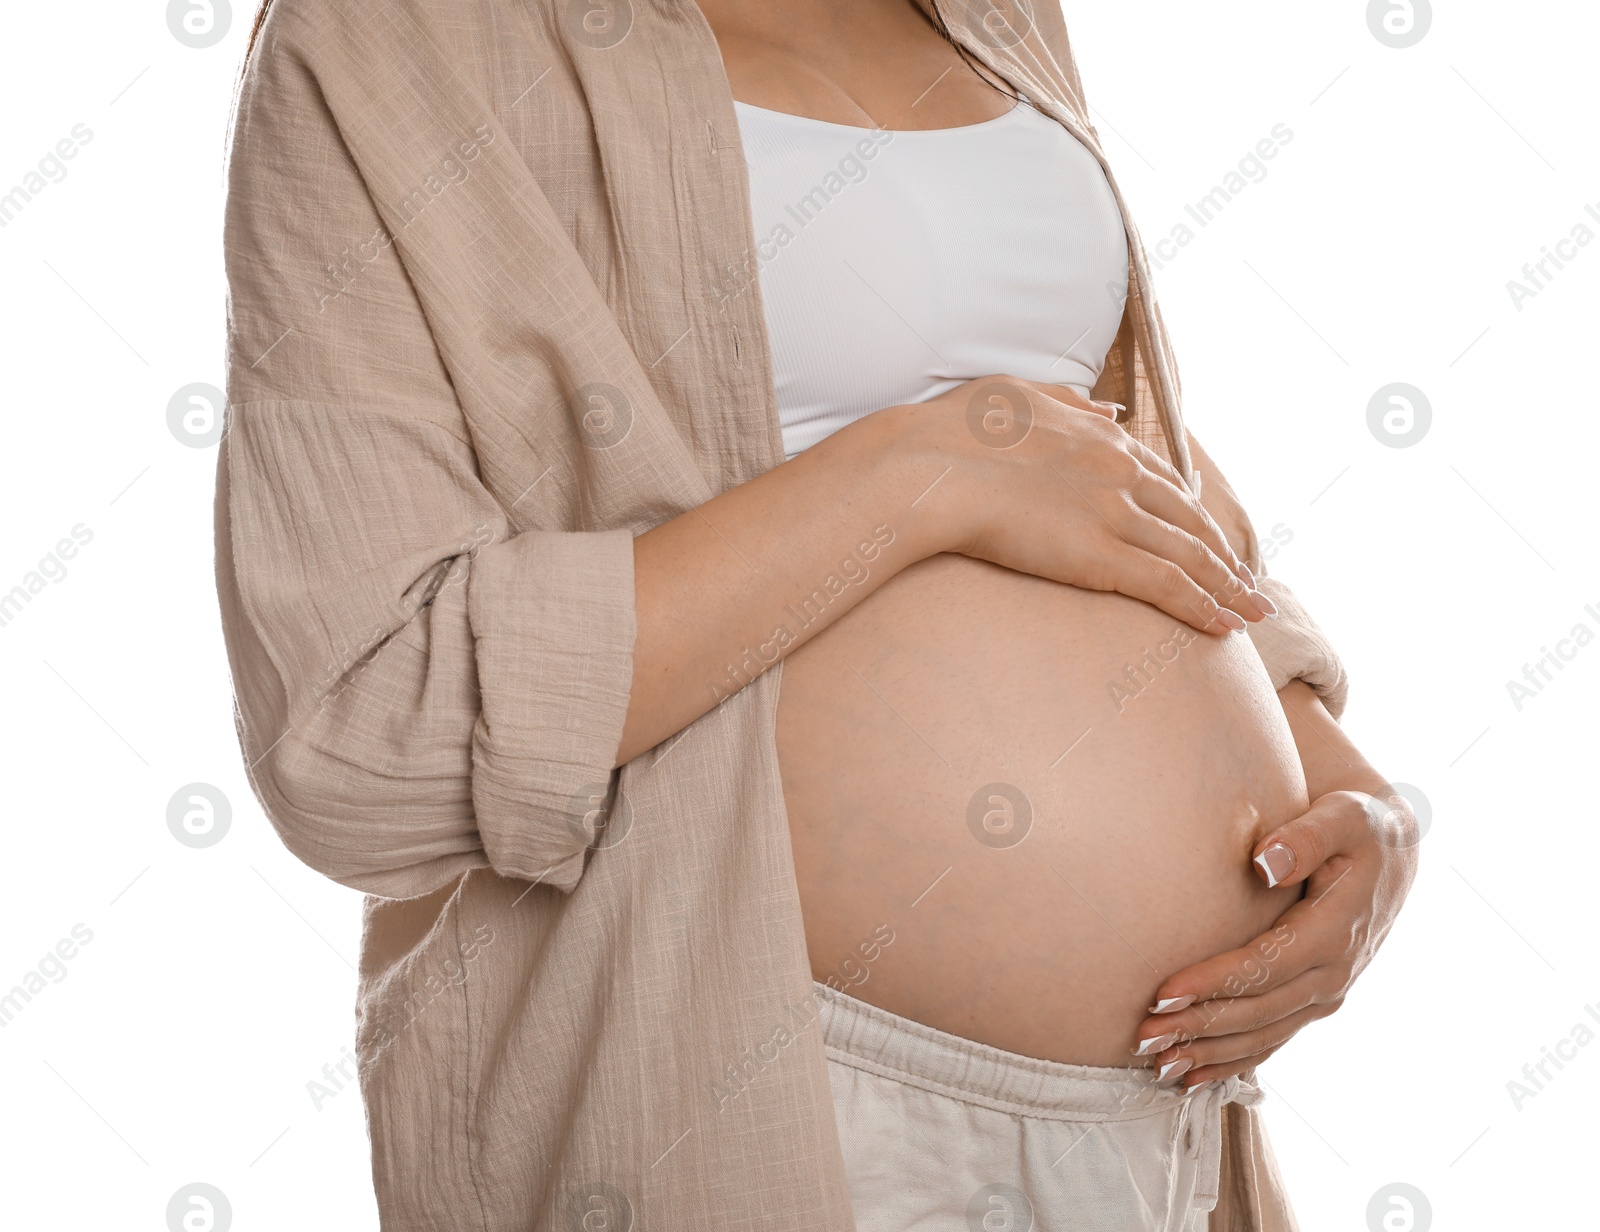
1157, 1000, 1332, 1087
1143, 917, 1314, 1014
1124, 459, 1253, 593
1116, 508, 1264, 626
1098, 544, 1237, 636
1134, 969, 1327, 1056
1251, 789, 1403, 890
1031, 381, 1122, 421
1119, 433, 1192, 497
1179, 1046, 1285, 1091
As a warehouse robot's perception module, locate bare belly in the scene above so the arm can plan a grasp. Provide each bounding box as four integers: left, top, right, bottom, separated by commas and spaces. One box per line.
776, 553, 1307, 1067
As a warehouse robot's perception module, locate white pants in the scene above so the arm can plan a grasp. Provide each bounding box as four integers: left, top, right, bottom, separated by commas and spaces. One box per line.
816, 982, 1266, 1232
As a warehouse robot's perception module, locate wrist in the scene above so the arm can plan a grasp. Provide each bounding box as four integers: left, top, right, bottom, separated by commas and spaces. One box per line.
853, 401, 966, 562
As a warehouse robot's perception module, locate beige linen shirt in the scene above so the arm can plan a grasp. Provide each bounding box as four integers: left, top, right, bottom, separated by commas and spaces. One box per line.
216, 0, 1345, 1227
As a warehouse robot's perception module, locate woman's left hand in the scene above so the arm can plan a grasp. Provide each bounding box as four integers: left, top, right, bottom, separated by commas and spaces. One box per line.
1133, 681, 1421, 1089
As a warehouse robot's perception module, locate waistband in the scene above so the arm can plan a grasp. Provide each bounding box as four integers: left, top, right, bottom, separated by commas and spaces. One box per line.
814, 981, 1262, 1213
814, 981, 1177, 1119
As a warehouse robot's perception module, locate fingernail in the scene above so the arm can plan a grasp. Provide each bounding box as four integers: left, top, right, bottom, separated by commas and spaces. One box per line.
1157, 1057, 1193, 1084
1252, 591, 1278, 619
1149, 995, 1197, 1015
1235, 562, 1256, 588
1133, 1031, 1180, 1057
1254, 842, 1295, 888
1214, 608, 1247, 632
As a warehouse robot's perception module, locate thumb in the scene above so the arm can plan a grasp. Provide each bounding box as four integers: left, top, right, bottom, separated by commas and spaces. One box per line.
1250, 790, 1383, 889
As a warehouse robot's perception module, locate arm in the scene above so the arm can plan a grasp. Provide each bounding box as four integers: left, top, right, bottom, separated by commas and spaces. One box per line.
1134, 681, 1419, 1088
620, 383, 1275, 763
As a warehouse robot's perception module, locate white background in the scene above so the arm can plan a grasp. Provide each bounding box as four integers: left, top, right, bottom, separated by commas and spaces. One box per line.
0, 1, 1593, 1229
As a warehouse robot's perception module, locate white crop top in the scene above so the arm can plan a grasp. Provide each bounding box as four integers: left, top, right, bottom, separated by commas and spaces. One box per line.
733, 93, 1130, 460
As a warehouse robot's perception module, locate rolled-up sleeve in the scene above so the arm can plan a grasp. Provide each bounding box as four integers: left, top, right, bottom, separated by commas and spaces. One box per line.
215, 14, 636, 900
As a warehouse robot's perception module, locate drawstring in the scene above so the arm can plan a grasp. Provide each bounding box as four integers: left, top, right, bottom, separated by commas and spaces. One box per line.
1178, 1074, 1264, 1217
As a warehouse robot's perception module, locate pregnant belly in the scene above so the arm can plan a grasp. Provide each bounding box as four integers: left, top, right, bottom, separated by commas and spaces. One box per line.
775, 553, 1307, 1067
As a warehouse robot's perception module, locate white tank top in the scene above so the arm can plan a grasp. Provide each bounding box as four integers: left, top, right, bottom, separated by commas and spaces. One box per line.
733, 93, 1130, 460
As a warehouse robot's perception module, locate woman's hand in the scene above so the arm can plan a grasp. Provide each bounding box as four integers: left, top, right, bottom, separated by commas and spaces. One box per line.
895, 375, 1276, 636
1132, 681, 1420, 1088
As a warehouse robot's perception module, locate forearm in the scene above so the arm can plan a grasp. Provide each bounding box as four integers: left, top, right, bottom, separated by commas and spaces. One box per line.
1275, 678, 1386, 799
620, 377, 1278, 767
619, 405, 939, 765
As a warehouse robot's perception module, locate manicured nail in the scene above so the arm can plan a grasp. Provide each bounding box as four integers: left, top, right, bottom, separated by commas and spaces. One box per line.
1149, 995, 1197, 1015
1157, 1057, 1193, 1084
1133, 1031, 1180, 1057
1235, 562, 1256, 588
1254, 842, 1295, 888
1252, 591, 1278, 619
1214, 608, 1247, 632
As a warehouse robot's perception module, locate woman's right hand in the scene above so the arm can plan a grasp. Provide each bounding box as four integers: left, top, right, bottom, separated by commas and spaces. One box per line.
891, 375, 1275, 636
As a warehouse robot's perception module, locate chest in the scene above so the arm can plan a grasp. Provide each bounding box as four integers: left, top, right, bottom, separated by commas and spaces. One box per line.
733, 98, 1130, 458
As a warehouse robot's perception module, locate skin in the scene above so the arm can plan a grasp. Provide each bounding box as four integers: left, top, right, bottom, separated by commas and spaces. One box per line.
619, 0, 1417, 1090
775, 543, 1310, 1067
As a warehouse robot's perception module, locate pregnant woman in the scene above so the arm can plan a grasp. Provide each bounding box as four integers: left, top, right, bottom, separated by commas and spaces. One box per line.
218, 0, 1417, 1228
